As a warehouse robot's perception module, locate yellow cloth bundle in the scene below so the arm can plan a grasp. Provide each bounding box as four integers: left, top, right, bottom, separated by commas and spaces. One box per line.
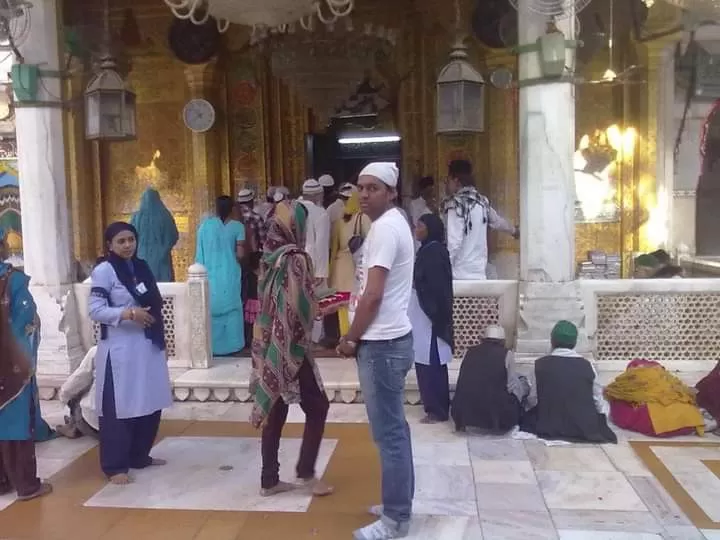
605, 364, 704, 436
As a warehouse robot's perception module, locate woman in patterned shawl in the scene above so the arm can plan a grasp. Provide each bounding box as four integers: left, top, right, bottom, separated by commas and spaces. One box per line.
250, 201, 332, 498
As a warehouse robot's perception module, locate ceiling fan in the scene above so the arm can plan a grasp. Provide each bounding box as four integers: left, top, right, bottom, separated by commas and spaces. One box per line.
579, 0, 646, 86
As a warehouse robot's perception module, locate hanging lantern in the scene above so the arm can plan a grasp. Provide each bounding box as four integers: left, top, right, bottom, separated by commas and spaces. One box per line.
538, 28, 567, 78
436, 38, 485, 134
84, 58, 137, 141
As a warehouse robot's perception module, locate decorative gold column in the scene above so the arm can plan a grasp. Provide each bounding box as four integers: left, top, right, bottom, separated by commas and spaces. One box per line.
64, 60, 100, 264
485, 51, 519, 275
184, 60, 222, 247
398, 15, 440, 195
634, 35, 679, 257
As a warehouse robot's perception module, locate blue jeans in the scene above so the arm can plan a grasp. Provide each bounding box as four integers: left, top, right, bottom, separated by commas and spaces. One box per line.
356, 332, 415, 525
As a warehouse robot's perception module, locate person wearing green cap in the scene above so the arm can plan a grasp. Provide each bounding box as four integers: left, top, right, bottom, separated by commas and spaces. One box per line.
634, 254, 661, 278
520, 320, 617, 444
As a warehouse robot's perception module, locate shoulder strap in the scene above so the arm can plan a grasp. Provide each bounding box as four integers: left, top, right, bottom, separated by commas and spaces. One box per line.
353, 214, 362, 236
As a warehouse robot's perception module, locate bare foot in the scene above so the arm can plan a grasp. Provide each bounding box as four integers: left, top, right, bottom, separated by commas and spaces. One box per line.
18, 482, 53, 501
260, 481, 296, 497
149, 458, 167, 466
108, 473, 132, 485
297, 477, 334, 497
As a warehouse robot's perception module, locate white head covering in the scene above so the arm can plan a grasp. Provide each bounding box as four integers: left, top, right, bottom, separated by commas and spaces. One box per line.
485, 325, 506, 341
237, 188, 255, 203
318, 174, 335, 188
302, 179, 324, 195
359, 162, 399, 188
266, 185, 286, 203
338, 182, 355, 197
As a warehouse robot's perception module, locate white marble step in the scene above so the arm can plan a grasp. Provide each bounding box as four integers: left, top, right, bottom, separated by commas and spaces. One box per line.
37, 354, 713, 405
169, 357, 461, 404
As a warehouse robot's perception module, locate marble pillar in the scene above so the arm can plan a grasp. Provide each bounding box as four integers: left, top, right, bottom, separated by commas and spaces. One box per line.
14, 0, 84, 375
187, 263, 212, 369
515, 2, 587, 357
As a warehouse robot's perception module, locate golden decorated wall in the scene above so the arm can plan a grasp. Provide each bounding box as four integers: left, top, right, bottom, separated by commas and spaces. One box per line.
63, 0, 667, 280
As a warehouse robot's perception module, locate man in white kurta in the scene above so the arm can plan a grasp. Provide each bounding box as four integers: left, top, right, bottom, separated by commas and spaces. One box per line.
299, 179, 331, 282
299, 179, 331, 343
56, 346, 99, 438
324, 176, 347, 227
442, 159, 518, 280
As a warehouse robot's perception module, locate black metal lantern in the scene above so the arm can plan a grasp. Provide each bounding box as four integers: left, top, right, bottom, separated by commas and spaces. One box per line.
436, 38, 485, 134
84, 58, 136, 141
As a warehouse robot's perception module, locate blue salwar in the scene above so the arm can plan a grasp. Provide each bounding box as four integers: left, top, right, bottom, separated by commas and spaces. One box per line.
195, 217, 246, 355
99, 356, 162, 476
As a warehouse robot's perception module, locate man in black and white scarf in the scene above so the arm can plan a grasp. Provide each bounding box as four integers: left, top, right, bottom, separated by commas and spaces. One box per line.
441, 159, 518, 280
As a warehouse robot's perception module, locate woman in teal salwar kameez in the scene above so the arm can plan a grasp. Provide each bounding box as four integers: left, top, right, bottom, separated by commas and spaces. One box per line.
196, 196, 246, 356
0, 233, 53, 500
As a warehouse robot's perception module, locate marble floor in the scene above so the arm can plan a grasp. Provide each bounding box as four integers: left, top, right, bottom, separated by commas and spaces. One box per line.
0, 401, 719, 539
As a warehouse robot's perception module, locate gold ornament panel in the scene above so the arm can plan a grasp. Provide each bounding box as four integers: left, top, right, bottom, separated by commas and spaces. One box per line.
227, 52, 269, 196
106, 84, 191, 280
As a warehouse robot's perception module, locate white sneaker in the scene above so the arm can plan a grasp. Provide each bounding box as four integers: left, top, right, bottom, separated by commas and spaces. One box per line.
353, 518, 409, 539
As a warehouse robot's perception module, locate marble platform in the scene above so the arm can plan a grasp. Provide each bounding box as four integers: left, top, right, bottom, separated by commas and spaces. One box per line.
35, 355, 713, 407
4, 400, 719, 539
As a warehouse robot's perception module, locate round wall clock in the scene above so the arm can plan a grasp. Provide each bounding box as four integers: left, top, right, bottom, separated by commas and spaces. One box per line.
183, 99, 216, 133
168, 17, 221, 65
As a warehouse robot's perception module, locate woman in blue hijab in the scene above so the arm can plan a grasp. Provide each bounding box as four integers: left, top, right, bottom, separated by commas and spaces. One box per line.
130, 188, 179, 282
0, 228, 54, 500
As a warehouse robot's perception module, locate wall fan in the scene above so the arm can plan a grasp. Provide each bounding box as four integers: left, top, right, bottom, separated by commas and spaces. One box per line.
506, 0, 593, 20
471, 0, 517, 49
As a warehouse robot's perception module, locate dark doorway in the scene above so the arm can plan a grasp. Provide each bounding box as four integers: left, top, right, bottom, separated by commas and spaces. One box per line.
306, 131, 403, 197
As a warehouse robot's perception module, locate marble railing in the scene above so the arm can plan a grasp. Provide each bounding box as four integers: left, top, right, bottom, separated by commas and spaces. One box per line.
71, 275, 519, 366
580, 278, 720, 371
73, 264, 212, 370
452, 280, 518, 358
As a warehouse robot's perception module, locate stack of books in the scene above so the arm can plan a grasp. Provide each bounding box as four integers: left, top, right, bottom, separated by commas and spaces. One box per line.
577, 251, 622, 279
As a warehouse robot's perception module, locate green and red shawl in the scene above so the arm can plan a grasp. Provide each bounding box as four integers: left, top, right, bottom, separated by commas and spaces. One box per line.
250, 201, 325, 428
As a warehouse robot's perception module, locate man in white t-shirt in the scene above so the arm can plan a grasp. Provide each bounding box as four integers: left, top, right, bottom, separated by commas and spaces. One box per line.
337, 162, 415, 540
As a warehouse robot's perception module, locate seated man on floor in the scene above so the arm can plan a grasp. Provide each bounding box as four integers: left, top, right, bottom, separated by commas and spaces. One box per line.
520, 321, 617, 444
55, 346, 99, 440
451, 325, 529, 433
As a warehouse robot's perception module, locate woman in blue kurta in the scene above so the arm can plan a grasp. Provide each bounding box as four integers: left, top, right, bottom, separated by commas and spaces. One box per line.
129, 188, 179, 282
89, 222, 173, 485
0, 249, 53, 500
195, 196, 246, 356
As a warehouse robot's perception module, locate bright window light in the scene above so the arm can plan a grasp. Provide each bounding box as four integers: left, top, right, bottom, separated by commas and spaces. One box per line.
338, 135, 401, 145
